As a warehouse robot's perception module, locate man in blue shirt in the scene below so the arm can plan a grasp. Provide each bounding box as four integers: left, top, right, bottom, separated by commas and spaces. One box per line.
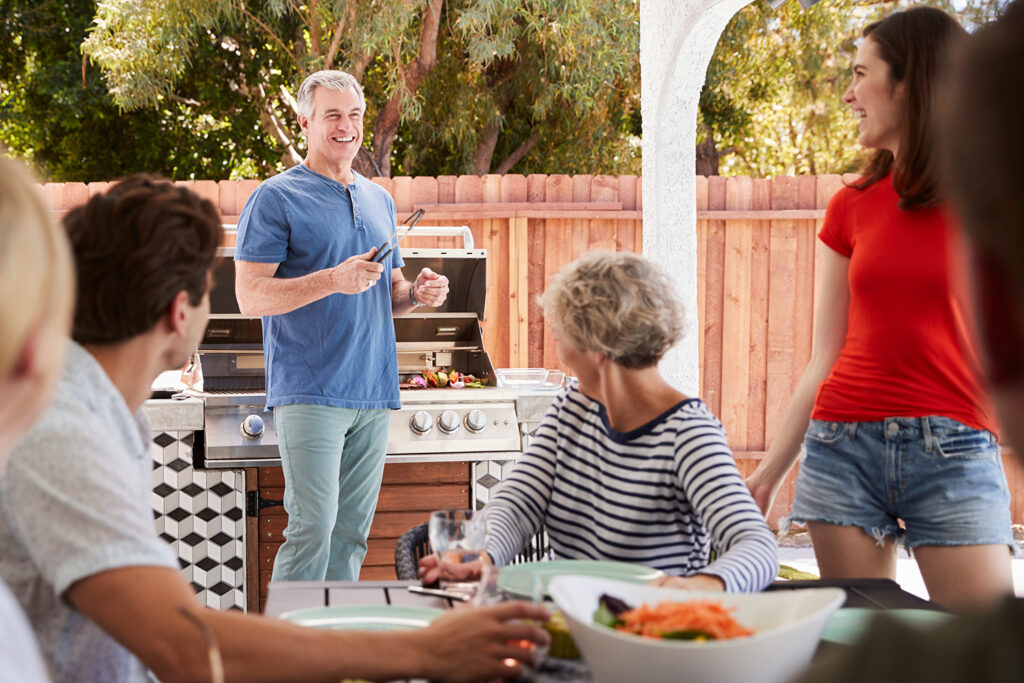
234, 70, 449, 581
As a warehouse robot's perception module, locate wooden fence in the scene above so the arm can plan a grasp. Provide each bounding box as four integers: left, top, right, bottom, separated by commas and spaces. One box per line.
41, 174, 1023, 527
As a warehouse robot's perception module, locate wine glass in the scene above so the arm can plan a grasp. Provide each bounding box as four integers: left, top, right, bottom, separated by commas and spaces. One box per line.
428, 509, 489, 590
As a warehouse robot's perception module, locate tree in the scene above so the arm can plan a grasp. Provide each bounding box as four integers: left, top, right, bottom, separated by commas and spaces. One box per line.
699, 0, 1010, 177
80, 0, 641, 178
0, 0, 276, 181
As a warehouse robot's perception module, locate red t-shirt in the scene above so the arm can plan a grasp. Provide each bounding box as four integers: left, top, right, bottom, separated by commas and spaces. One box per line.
811, 175, 996, 434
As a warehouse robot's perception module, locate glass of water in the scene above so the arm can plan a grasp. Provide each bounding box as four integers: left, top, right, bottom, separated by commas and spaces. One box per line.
428, 509, 489, 588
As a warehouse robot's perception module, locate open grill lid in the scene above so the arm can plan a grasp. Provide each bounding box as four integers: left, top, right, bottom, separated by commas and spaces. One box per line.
401, 248, 487, 321
396, 247, 495, 385
199, 244, 495, 388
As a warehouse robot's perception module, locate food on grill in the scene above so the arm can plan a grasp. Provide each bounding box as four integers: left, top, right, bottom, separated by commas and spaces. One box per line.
405, 375, 428, 389
399, 370, 490, 389
593, 594, 754, 642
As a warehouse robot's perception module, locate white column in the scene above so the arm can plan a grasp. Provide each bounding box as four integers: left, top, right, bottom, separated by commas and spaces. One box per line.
640, 0, 752, 397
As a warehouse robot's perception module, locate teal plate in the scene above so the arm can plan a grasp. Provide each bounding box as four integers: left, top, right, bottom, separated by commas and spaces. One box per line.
279, 605, 444, 631
821, 607, 952, 645
499, 559, 664, 598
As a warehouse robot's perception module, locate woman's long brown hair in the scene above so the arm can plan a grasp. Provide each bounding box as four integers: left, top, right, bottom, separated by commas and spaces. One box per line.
849, 7, 966, 210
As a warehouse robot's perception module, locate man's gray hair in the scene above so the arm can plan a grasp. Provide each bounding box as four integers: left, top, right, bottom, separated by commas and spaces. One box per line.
295, 70, 366, 119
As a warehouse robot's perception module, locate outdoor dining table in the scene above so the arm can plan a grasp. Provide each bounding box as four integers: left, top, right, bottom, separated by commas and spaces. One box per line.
264, 577, 944, 683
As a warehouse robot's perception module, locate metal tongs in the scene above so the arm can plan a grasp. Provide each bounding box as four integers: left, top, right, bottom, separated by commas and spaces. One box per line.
372, 208, 424, 263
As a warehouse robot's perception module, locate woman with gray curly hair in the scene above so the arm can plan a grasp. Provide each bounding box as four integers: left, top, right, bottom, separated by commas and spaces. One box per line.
420, 251, 778, 592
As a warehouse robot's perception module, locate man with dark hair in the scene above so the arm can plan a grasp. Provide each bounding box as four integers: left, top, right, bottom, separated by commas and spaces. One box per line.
0, 175, 547, 683
793, 3, 1024, 681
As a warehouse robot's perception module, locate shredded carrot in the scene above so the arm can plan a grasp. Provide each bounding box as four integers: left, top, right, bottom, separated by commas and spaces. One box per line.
616, 599, 754, 641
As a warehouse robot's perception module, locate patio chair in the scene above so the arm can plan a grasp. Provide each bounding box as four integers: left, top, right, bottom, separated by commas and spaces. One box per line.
394, 521, 551, 581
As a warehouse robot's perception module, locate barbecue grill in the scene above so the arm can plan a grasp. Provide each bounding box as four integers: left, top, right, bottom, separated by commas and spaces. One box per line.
198, 230, 522, 468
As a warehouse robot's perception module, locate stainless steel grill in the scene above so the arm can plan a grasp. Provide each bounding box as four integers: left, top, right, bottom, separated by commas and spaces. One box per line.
198, 232, 521, 468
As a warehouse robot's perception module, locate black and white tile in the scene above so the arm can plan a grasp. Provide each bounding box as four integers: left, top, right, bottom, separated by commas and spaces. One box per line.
150, 431, 246, 611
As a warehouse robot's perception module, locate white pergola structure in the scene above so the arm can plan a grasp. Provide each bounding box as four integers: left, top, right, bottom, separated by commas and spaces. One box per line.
640, 0, 753, 396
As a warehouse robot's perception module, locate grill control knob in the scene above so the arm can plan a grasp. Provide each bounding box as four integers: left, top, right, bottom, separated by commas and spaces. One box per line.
465, 409, 487, 434
438, 409, 460, 434
240, 414, 265, 439
410, 411, 434, 434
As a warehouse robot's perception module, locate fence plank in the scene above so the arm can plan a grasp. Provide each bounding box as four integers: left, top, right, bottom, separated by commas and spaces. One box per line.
747, 179, 771, 452
766, 176, 801, 447
721, 177, 753, 450
219, 180, 238, 218
509, 217, 530, 367
543, 175, 574, 370
696, 176, 709, 401
437, 176, 457, 203
702, 176, 727, 419
392, 176, 413, 214
43, 184, 62, 210
87, 182, 110, 198
618, 175, 637, 211
527, 176, 548, 367
501, 175, 528, 202
571, 176, 592, 262
237, 180, 260, 213
455, 176, 483, 203
411, 176, 438, 207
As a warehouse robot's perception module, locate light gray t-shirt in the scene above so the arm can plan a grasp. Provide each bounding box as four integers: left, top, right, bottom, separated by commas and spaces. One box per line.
0, 579, 48, 683
0, 342, 178, 683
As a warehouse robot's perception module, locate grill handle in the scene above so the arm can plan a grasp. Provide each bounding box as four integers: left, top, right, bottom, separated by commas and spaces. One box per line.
406, 226, 474, 250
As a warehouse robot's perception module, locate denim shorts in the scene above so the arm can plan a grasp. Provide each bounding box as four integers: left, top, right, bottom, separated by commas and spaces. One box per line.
789, 415, 1015, 550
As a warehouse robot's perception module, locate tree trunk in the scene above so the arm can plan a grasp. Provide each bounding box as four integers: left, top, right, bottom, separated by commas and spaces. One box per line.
695, 124, 721, 177
494, 129, 540, 175
473, 121, 501, 175
369, 0, 444, 176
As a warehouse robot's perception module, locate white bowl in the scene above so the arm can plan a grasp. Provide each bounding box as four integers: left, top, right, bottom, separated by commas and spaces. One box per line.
548, 576, 845, 683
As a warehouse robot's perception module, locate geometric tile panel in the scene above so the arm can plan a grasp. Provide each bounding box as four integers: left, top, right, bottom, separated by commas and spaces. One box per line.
471, 459, 518, 508
471, 456, 550, 564
150, 431, 246, 612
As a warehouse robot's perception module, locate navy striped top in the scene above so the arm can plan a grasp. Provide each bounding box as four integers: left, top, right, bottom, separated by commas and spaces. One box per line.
486, 384, 778, 592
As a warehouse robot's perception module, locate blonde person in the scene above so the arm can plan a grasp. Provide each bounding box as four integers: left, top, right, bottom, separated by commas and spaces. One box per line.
421, 251, 778, 592
0, 155, 75, 681
745, 7, 1013, 611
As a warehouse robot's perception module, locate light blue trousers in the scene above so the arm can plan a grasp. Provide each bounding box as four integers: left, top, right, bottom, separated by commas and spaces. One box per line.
271, 404, 390, 581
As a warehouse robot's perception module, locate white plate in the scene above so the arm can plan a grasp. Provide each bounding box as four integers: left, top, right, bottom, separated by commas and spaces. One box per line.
499, 559, 664, 598
278, 605, 443, 631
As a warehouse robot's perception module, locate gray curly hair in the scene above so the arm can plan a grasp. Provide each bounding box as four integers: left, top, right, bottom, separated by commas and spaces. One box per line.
540, 251, 684, 369
295, 70, 366, 119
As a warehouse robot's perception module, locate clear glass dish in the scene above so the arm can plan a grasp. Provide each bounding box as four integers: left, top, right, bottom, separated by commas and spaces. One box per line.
496, 368, 566, 391
495, 368, 549, 388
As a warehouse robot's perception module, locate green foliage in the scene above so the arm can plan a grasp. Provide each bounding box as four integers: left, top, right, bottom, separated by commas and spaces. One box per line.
7, 0, 1006, 181
394, 0, 640, 175
0, 0, 277, 181
702, 0, 1010, 177
2, 0, 640, 180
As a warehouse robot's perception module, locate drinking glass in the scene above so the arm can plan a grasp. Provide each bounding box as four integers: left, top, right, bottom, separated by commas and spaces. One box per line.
428, 509, 489, 589
476, 566, 549, 677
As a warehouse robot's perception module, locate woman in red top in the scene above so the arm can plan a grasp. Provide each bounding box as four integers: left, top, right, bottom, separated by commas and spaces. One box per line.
746, 7, 1014, 610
